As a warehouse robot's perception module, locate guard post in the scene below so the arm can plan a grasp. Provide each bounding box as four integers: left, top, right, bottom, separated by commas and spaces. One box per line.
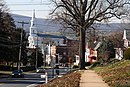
41, 72, 48, 84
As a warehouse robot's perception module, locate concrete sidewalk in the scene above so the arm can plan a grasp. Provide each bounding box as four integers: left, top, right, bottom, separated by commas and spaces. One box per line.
80, 70, 109, 87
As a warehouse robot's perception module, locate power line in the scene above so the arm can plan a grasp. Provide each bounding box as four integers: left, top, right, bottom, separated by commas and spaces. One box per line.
10, 10, 51, 11
7, 3, 52, 6
0, 43, 20, 48
13, 19, 61, 28
6, 1, 51, 3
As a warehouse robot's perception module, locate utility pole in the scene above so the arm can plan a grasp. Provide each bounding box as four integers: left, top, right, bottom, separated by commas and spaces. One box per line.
36, 35, 38, 70
17, 21, 29, 70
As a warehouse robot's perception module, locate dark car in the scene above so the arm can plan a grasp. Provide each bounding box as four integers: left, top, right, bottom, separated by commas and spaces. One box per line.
11, 69, 24, 78
36, 68, 46, 73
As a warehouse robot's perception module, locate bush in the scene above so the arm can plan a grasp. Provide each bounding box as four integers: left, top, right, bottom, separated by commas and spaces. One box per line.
90, 62, 100, 68
21, 66, 35, 72
72, 65, 79, 69
124, 48, 130, 60
85, 62, 91, 66
106, 58, 120, 65
0, 65, 11, 71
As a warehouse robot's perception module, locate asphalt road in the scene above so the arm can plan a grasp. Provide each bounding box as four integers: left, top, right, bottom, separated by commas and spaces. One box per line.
0, 73, 45, 87
0, 67, 71, 87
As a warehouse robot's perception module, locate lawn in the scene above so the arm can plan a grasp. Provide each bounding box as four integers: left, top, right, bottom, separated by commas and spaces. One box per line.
94, 60, 130, 87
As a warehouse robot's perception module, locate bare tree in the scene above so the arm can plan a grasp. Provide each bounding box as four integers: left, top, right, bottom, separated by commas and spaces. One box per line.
0, 0, 9, 12
50, 0, 130, 69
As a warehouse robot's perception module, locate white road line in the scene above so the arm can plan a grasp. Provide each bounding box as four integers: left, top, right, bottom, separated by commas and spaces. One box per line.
26, 84, 37, 87
26, 81, 45, 87
0, 83, 4, 86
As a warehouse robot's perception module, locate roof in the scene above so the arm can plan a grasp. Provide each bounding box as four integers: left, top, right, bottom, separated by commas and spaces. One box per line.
37, 33, 67, 39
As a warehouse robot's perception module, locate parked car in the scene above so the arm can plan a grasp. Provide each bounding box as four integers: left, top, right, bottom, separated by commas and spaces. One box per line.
11, 69, 24, 78
36, 68, 46, 73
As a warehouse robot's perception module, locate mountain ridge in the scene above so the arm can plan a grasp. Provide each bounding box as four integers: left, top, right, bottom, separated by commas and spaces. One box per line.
11, 14, 130, 33
11, 14, 61, 33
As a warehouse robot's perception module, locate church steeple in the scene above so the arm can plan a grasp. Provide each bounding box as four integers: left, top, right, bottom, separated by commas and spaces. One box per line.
123, 29, 129, 48
30, 9, 37, 36
28, 9, 37, 48
123, 29, 127, 40
31, 9, 35, 27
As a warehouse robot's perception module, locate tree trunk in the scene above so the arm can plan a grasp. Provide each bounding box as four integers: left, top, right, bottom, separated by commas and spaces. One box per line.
79, 28, 86, 69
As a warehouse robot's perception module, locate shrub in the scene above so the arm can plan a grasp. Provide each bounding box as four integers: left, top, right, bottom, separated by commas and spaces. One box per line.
124, 48, 130, 60
90, 62, 100, 68
0, 65, 11, 71
85, 62, 91, 66
21, 66, 35, 72
72, 65, 79, 69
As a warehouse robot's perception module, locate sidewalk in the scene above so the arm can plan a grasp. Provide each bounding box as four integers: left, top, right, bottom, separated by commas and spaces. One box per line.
80, 70, 109, 87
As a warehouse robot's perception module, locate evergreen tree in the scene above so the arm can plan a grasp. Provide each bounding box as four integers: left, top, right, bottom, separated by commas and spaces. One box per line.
98, 39, 115, 63
0, 1, 16, 63
0, 0, 28, 66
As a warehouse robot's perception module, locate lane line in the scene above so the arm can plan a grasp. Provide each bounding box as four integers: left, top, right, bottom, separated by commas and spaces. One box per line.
0, 83, 4, 86
26, 84, 37, 87
26, 81, 45, 87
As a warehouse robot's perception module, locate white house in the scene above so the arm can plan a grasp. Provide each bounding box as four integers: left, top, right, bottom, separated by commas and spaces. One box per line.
115, 48, 123, 60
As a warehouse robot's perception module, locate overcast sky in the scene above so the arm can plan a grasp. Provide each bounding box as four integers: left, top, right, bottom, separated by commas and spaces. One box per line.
5, 0, 53, 18
4, 0, 130, 23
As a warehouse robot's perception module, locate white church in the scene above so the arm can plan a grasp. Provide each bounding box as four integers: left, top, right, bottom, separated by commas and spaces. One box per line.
27, 10, 65, 65
27, 10, 38, 49
27, 10, 52, 65
115, 29, 129, 60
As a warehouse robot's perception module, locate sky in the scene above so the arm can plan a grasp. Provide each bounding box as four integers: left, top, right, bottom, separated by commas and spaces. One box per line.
5, 0, 54, 18
4, 0, 130, 23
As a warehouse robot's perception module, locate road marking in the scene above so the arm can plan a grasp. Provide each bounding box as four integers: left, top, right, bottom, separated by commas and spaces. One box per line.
26, 84, 37, 87
26, 81, 45, 87
0, 83, 4, 86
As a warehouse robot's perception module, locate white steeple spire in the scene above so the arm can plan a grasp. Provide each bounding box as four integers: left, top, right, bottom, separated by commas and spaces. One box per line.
28, 9, 37, 48
31, 9, 35, 27
123, 29, 129, 48
30, 9, 37, 36
123, 29, 127, 40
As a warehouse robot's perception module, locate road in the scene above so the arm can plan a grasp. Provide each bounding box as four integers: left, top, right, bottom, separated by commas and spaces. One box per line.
0, 73, 46, 87
0, 67, 71, 87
